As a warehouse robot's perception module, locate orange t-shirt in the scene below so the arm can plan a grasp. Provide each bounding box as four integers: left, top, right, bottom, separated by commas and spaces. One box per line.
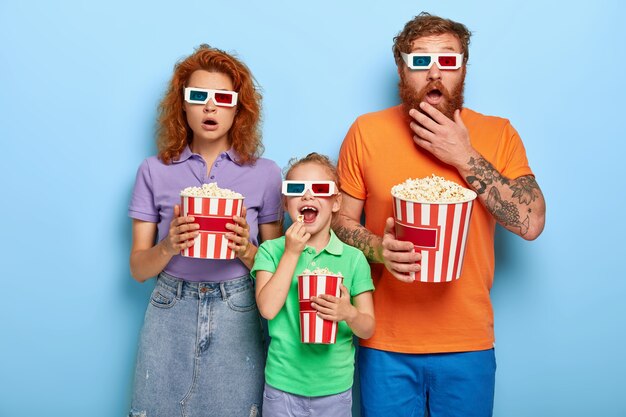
337, 105, 533, 353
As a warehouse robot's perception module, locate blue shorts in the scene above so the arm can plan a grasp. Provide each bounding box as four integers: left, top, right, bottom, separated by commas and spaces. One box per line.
358, 347, 496, 417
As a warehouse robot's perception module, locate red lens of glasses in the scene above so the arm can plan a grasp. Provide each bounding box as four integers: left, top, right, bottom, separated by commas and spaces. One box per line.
311, 183, 330, 194
437, 56, 457, 67
214, 92, 234, 104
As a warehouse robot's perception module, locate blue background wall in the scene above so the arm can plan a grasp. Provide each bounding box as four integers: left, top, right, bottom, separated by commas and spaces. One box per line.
1, 1, 625, 415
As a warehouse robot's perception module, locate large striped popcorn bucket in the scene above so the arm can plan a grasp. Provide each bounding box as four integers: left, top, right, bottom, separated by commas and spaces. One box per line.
392, 192, 477, 282
297, 274, 343, 344
180, 195, 244, 260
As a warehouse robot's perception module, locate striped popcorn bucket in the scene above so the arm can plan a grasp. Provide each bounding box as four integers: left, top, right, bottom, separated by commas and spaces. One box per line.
297, 274, 343, 344
392, 192, 476, 282
180, 195, 244, 260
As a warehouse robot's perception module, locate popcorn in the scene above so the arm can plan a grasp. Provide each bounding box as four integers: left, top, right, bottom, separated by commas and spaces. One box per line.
180, 183, 243, 199
391, 175, 475, 203
297, 214, 304, 223
301, 267, 343, 276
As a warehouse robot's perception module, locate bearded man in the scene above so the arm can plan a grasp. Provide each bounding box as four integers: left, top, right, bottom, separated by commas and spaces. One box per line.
333, 12, 546, 417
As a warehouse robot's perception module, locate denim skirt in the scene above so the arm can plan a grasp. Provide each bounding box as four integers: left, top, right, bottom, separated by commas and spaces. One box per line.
129, 272, 265, 417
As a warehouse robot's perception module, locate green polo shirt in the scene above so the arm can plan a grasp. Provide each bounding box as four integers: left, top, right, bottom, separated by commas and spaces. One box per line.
251, 230, 374, 396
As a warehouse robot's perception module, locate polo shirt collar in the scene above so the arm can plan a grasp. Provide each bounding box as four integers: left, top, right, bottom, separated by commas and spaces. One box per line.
322, 230, 343, 256
224, 148, 243, 166
172, 145, 243, 166
172, 145, 194, 164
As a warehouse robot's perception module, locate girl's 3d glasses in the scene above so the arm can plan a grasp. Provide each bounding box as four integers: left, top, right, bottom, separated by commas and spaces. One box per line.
184, 87, 238, 107
401, 52, 464, 70
282, 181, 337, 197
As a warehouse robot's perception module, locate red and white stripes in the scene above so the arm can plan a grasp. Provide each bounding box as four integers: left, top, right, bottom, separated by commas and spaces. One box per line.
180, 196, 244, 260
298, 274, 342, 344
393, 196, 475, 282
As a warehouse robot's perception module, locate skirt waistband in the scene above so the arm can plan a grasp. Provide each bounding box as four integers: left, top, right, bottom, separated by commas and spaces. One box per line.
157, 271, 253, 300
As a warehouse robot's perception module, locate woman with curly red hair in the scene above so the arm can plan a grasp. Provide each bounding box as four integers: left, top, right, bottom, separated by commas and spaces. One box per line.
128, 45, 283, 416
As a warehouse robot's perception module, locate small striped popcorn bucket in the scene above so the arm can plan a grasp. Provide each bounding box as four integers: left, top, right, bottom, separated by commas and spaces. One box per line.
392, 192, 476, 282
297, 274, 343, 344
180, 195, 244, 260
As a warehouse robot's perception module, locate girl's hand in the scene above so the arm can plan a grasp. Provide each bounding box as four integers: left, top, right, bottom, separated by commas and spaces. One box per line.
161, 204, 200, 256
225, 206, 252, 259
284, 221, 310, 256
311, 285, 356, 323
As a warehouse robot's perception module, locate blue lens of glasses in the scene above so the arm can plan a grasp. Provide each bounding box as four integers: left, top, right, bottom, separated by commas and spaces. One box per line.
286, 183, 305, 194
189, 90, 208, 101
412, 56, 432, 67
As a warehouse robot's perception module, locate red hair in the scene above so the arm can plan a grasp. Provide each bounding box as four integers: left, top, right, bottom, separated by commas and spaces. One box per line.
157, 44, 263, 165
393, 12, 472, 67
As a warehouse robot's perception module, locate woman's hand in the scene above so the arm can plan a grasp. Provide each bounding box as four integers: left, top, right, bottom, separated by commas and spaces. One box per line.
225, 206, 252, 259
160, 204, 200, 256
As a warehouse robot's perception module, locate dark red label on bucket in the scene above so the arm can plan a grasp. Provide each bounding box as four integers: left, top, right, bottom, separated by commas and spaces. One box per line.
395, 222, 440, 250
194, 215, 231, 233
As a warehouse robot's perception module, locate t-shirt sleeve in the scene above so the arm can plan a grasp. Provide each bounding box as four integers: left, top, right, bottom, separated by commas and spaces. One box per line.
337, 119, 367, 200
349, 251, 374, 296
250, 240, 279, 279
498, 122, 534, 180
128, 159, 159, 223
258, 161, 284, 224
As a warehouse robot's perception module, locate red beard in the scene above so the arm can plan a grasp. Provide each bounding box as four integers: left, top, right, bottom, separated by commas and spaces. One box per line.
399, 71, 466, 122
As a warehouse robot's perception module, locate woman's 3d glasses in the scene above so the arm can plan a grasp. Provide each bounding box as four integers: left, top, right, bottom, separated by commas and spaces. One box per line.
282, 181, 337, 197
184, 87, 238, 107
401, 52, 463, 70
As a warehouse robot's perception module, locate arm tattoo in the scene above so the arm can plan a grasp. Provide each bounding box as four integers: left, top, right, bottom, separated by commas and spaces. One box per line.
333, 224, 378, 261
465, 156, 509, 194
486, 187, 530, 236
466, 156, 539, 236
510, 175, 541, 205
466, 156, 540, 203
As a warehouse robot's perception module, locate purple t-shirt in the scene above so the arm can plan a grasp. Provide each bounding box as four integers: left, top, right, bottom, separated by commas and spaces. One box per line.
129, 146, 283, 282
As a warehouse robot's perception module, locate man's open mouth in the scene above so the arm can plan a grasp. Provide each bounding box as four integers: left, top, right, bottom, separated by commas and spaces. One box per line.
426, 88, 443, 101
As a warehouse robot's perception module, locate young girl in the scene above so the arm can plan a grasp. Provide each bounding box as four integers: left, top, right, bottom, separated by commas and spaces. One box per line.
251, 153, 375, 417
128, 45, 283, 417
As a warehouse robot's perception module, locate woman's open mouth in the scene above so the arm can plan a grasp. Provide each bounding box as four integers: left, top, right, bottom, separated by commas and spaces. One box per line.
202, 118, 218, 130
